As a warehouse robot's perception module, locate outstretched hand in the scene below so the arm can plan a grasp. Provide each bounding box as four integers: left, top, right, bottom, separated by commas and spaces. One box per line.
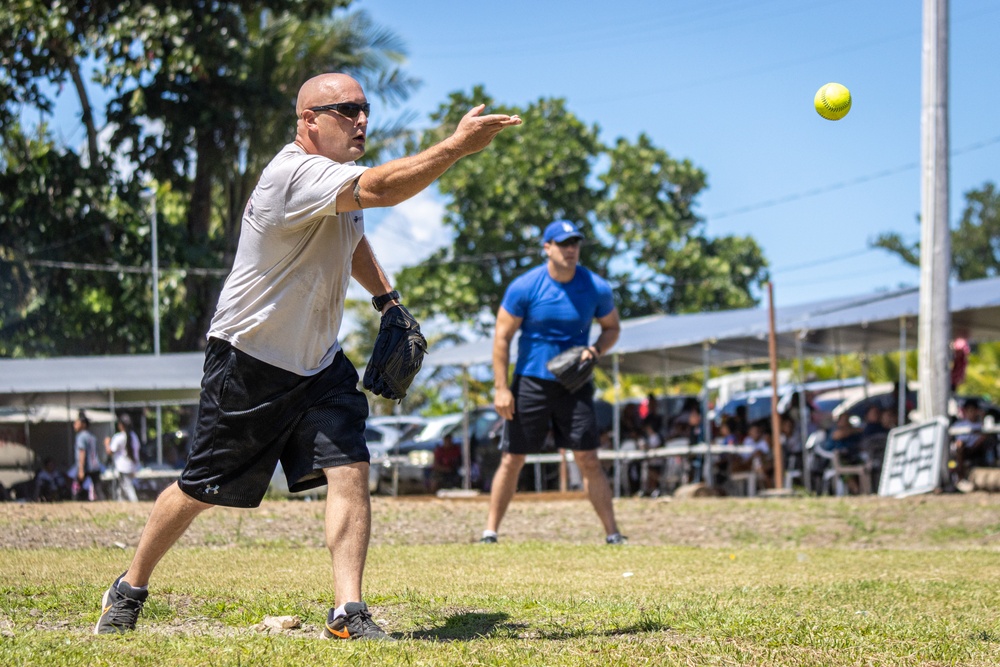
452, 104, 522, 155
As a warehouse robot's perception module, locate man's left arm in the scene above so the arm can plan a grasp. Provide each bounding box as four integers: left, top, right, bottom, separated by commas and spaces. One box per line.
586, 307, 621, 361
351, 236, 399, 314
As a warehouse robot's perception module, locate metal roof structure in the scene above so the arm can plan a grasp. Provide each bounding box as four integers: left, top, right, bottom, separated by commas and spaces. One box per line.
424, 276, 1000, 375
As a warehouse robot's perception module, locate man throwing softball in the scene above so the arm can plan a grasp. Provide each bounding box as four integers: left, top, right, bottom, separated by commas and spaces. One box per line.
95, 73, 520, 639
480, 220, 625, 545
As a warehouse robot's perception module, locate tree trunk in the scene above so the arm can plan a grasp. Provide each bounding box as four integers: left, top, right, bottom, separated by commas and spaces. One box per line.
68, 59, 99, 166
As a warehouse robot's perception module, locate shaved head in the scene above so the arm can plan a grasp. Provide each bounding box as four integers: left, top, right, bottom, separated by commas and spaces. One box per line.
293, 73, 369, 163
296, 73, 364, 117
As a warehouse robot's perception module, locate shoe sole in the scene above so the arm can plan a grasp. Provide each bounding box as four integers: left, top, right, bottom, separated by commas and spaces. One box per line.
93, 587, 112, 635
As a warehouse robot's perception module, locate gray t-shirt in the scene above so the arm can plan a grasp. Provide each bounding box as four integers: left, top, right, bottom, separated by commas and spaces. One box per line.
209, 143, 368, 375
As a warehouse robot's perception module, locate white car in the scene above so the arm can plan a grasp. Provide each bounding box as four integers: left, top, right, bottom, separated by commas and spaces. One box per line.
373, 414, 465, 495
367, 415, 428, 442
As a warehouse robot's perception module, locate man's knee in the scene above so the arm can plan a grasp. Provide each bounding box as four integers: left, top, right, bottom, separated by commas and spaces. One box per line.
496, 453, 526, 476
573, 450, 603, 475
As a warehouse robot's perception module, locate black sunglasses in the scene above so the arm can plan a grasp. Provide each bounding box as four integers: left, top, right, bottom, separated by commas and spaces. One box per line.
308, 102, 371, 120
555, 238, 582, 248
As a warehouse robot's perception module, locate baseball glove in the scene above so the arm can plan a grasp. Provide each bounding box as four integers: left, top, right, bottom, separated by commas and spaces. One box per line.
363, 304, 428, 401
545, 345, 597, 394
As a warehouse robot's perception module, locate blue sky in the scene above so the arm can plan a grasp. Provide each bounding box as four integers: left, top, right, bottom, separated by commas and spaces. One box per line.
34, 1, 1000, 310
358, 0, 1000, 306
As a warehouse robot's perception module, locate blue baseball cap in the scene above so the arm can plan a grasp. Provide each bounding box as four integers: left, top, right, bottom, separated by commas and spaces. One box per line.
542, 220, 584, 244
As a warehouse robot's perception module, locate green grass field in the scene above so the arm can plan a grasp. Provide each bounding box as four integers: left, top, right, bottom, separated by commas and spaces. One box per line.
2, 494, 1000, 666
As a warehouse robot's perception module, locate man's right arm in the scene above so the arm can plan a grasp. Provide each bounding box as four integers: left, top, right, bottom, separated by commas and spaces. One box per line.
336, 104, 520, 212
493, 307, 523, 421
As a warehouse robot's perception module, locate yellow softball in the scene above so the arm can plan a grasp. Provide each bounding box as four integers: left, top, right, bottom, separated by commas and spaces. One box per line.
814, 82, 852, 121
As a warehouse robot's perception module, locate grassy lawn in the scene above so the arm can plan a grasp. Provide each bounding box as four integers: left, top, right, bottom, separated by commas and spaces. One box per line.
2, 495, 1000, 666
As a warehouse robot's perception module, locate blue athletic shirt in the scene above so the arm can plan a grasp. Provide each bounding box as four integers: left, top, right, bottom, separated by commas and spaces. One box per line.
501, 264, 615, 381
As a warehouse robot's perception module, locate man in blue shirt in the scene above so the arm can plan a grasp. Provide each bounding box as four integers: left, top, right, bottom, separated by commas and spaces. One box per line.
481, 220, 624, 545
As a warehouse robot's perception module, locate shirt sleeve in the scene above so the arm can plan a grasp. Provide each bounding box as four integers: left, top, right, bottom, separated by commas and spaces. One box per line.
594, 276, 615, 319
283, 156, 367, 230
500, 277, 530, 319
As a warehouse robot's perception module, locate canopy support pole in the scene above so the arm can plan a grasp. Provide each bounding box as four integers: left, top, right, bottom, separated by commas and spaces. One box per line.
462, 366, 471, 491
612, 352, 622, 498
796, 332, 811, 492
899, 317, 908, 423
702, 342, 714, 487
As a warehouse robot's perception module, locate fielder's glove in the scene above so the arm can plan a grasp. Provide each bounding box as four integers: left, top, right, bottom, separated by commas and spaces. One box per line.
545, 346, 597, 394
363, 304, 428, 401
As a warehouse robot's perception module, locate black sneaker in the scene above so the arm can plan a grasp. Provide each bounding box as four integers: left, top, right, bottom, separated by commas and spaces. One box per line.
322, 602, 392, 641
479, 535, 498, 544
94, 573, 148, 635
605, 533, 628, 545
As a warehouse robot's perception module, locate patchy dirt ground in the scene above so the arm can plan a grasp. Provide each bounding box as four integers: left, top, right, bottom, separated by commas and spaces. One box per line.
3, 490, 1000, 551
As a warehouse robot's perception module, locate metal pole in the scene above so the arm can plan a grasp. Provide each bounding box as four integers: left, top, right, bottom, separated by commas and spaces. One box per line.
767, 282, 783, 489
461, 367, 471, 491
612, 353, 621, 498
149, 192, 164, 465
917, 0, 951, 426
149, 192, 161, 355
701, 341, 714, 487
796, 332, 810, 492
899, 317, 908, 423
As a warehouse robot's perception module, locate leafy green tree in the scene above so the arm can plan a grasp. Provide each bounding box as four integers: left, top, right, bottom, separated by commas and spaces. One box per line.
397, 91, 603, 326
0, 123, 149, 355
0, 1, 417, 355
599, 135, 766, 315
394, 88, 768, 328
873, 181, 1000, 280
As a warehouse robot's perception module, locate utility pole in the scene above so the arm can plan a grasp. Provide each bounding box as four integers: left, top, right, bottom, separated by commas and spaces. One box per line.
917, 0, 950, 426
146, 189, 164, 465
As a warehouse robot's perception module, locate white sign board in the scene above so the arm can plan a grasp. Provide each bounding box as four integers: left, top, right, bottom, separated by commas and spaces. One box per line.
878, 417, 949, 498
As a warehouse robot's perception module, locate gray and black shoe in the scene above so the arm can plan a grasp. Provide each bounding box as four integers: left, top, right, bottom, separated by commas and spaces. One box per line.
606, 533, 628, 545
479, 535, 498, 544
322, 602, 393, 641
94, 573, 148, 634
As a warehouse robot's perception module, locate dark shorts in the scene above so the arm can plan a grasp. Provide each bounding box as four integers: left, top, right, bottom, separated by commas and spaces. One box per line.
501, 374, 599, 455
179, 338, 369, 508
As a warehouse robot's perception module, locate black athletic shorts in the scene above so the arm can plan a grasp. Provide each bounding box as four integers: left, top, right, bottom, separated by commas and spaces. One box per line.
179, 338, 369, 508
500, 374, 599, 455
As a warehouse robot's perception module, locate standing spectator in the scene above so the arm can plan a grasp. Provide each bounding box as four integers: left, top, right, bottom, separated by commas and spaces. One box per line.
481, 220, 624, 546
106, 414, 141, 502
74, 412, 102, 501
94, 72, 521, 637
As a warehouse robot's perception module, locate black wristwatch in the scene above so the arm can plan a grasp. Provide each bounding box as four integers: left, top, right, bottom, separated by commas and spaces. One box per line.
371, 290, 399, 312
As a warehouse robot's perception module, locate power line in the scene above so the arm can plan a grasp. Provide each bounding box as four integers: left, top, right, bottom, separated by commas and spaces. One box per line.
707, 134, 1000, 220
1, 257, 228, 277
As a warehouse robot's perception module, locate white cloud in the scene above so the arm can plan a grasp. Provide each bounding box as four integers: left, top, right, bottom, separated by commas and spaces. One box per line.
363, 189, 452, 278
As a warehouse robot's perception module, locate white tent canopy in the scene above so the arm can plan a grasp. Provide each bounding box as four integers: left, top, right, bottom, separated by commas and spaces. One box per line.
0, 353, 205, 408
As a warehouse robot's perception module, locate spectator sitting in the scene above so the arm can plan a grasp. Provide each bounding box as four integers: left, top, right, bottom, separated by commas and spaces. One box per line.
880, 407, 899, 431
779, 412, 803, 480
638, 421, 664, 496
430, 433, 462, 493
828, 413, 864, 463
642, 394, 664, 439
733, 405, 749, 440
34, 458, 69, 502
953, 398, 997, 480
861, 405, 888, 438
715, 417, 739, 445
729, 421, 772, 489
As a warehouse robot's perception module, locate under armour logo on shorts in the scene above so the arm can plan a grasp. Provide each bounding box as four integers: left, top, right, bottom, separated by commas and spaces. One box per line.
205, 485, 220, 495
